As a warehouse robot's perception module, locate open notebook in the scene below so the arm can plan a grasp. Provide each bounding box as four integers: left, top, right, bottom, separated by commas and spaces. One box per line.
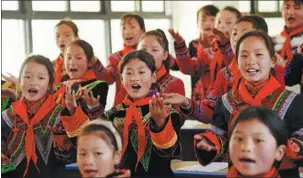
176, 162, 228, 172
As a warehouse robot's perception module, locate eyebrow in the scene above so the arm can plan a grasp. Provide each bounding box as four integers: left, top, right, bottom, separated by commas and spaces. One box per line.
125, 66, 146, 70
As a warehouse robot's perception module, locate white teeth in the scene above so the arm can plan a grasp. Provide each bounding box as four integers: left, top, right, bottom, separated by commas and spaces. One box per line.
247, 69, 257, 72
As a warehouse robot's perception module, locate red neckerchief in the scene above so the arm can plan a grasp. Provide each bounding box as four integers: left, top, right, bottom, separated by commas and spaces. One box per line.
238, 75, 281, 106
227, 166, 280, 177
122, 44, 135, 56
157, 65, 167, 80
53, 70, 97, 105
11, 95, 58, 177
280, 25, 303, 62
121, 96, 152, 171
54, 55, 65, 86
209, 41, 223, 89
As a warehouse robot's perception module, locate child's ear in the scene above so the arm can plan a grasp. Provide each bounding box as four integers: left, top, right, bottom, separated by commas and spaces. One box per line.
113, 151, 122, 165
275, 145, 286, 161
151, 71, 157, 83
163, 51, 169, 61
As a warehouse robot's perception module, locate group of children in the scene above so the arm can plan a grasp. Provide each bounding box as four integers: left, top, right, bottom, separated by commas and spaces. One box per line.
1, 0, 303, 177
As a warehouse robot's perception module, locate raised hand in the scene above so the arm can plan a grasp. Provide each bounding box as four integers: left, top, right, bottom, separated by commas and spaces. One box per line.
81, 88, 100, 108
275, 52, 286, 68
194, 134, 216, 152
200, 33, 214, 48
168, 28, 185, 44
1, 88, 18, 101
2, 73, 18, 85
212, 28, 230, 45
162, 93, 190, 108
149, 93, 172, 128
65, 81, 78, 115
48, 122, 66, 135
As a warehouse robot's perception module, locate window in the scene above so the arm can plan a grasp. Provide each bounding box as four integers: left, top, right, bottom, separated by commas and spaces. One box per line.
73, 20, 106, 65
257, 1, 278, 12
110, 19, 123, 53
142, 1, 164, 12
32, 20, 61, 60
265, 18, 284, 36
238, 1, 251, 13
2, 20, 26, 77
111, 1, 135, 12
1, 1, 19, 11
70, 1, 101, 12
32, 1, 68, 11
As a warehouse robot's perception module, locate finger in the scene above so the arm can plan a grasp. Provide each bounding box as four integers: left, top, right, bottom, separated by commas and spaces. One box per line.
159, 97, 165, 110
161, 93, 173, 98
89, 91, 95, 100
165, 104, 172, 114
194, 134, 203, 140
72, 90, 77, 107
83, 88, 90, 100
96, 95, 100, 103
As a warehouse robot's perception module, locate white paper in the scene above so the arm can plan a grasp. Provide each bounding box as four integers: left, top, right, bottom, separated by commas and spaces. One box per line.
176, 162, 228, 172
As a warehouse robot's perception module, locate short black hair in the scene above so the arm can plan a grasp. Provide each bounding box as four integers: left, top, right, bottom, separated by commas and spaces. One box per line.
222, 6, 242, 19
229, 106, 288, 147
66, 40, 95, 63
120, 13, 146, 32
234, 15, 268, 33
196, 5, 219, 23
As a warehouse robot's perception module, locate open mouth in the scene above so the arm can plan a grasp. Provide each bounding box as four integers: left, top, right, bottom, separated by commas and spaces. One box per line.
287, 17, 296, 23
131, 84, 141, 90
246, 68, 260, 74
60, 44, 66, 49
125, 37, 133, 41
28, 88, 38, 94
204, 27, 212, 31
239, 158, 256, 164
69, 68, 78, 73
83, 169, 98, 177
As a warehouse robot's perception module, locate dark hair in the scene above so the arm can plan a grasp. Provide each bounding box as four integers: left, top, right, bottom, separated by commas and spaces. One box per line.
120, 13, 146, 32
235, 30, 276, 62
196, 5, 219, 23
222, 6, 242, 19
19, 55, 55, 92
229, 106, 288, 147
66, 40, 94, 63
139, 29, 170, 71
55, 19, 79, 37
283, 0, 303, 6
118, 50, 156, 74
234, 15, 268, 33
79, 120, 122, 152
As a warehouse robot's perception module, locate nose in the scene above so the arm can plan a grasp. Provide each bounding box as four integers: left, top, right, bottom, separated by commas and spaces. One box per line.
287, 7, 295, 15
82, 153, 94, 165
29, 77, 38, 86
130, 73, 139, 81
241, 139, 253, 152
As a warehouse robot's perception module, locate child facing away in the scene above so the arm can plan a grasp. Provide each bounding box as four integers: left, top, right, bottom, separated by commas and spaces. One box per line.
77, 119, 130, 178
60, 50, 183, 177
227, 106, 288, 177
1, 55, 74, 178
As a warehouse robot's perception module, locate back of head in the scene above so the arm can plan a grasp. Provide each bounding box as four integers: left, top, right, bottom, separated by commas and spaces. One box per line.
229, 106, 288, 146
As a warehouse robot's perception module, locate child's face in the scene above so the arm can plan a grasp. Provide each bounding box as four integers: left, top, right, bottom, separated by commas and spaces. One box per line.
237, 36, 275, 85
230, 21, 255, 53
121, 58, 157, 100
198, 12, 216, 37
282, 1, 303, 30
20, 61, 50, 101
77, 134, 121, 178
137, 35, 169, 70
229, 119, 285, 176
215, 10, 238, 38
64, 44, 89, 79
55, 24, 78, 55
121, 17, 144, 47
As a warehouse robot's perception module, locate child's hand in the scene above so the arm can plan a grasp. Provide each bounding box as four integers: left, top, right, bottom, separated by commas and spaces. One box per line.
48, 123, 66, 135
2, 73, 18, 85
65, 81, 78, 115
162, 93, 190, 108
212, 28, 230, 45
81, 88, 100, 108
297, 43, 303, 54
168, 28, 185, 44
1, 88, 18, 101
194, 134, 216, 152
275, 52, 286, 68
149, 93, 172, 128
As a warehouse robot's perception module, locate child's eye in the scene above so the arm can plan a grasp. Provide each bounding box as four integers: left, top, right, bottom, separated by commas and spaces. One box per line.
78, 153, 86, 156
126, 72, 132, 75
152, 49, 158, 52
232, 32, 237, 36
95, 152, 103, 156
23, 76, 30, 79
256, 53, 263, 57
77, 57, 82, 60
39, 77, 45, 80
255, 138, 264, 143
139, 71, 145, 74
226, 22, 232, 25
234, 136, 242, 142
240, 54, 247, 58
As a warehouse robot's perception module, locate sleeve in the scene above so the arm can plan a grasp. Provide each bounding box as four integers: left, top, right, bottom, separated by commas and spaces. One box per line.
174, 41, 205, 76
273, 64, 286, 87
168, 55, 180, 71
285, 54, 303, 87
284, 95, 303, 161
166, 78, 185, 96
60, 106, 90, 138
1, 109, 13, 157
194, 97, 230, 165
149, 110, 182, 158
94, 53, 120, 85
